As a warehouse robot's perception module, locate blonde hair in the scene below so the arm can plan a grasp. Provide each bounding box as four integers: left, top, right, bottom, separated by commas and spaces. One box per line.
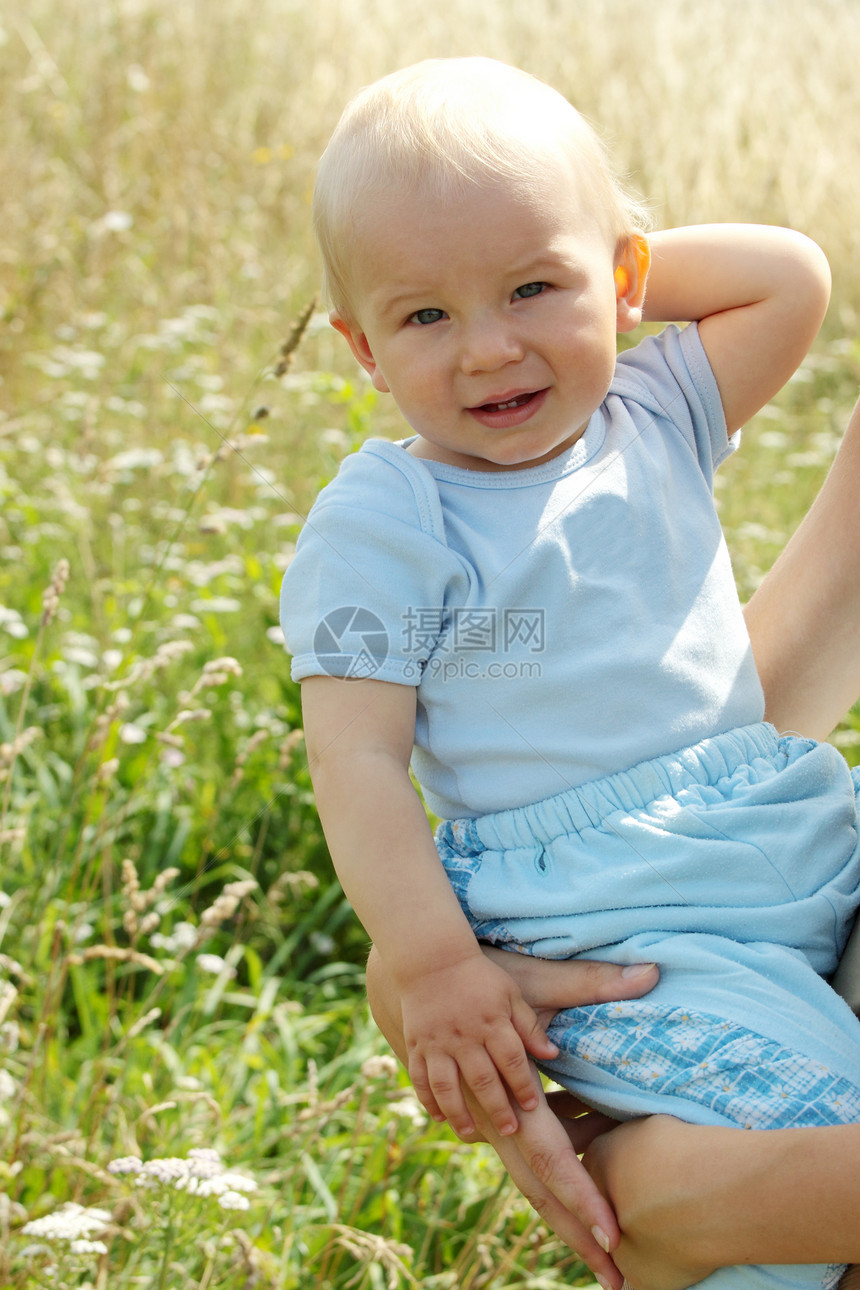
313, 57, 651, 319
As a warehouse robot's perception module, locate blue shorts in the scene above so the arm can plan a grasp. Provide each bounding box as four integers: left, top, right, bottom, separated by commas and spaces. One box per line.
436, 724, 860, 1290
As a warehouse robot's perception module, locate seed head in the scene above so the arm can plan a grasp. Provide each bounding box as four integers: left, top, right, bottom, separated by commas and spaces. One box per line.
274, 296, 317, 378
199, 879, 257, 931
41, 559, 70, 627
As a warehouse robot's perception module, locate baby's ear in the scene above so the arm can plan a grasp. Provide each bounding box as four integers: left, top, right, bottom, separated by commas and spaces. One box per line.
329, 311, 390, 392
615, 234, 651, 333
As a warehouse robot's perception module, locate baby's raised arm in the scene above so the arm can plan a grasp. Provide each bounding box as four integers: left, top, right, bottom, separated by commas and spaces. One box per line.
301, 674, 559, 1138
643, 224, 831, 433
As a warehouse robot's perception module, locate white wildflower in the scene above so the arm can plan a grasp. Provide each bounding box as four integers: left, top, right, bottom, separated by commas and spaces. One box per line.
195, 1172, 257, 1196
218, 1172, 257, 1193
63, 645, 99, 669
150, 921, 198, 954
126, 64, 149, 92
1, 1021, 19, 1052
218, 1190, 250, 1211
52, 347, 105, 379
196, 953, 235, 977
69, 1238, 108, 1254
136, 1157, 189, 1187
0, 606, 27, 640
100, 210, 133, 233
107, 1157, 142, 1176
189, 597, 242, 615
187, 1147, 223, 1173
0, 979, 17, 1025
0, 1069, 16, 1099
388, 1093, 428, 1127
361, 1055, 398, 1081
22, 1202, 111, 1241
309, 931, 335, 956
111, 1147, 258, 1209
119, 723, 148, 744
321, 427, 349, 447
0, 668, 26, 694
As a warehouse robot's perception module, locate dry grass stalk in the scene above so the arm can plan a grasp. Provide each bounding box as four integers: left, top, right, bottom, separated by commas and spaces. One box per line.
274, 296, 318, 378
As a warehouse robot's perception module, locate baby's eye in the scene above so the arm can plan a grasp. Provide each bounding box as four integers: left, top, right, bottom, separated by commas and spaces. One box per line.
408, 307, 446, 326
512, 282, 546, 300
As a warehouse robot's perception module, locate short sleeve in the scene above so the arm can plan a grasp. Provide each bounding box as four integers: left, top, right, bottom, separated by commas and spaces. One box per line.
612, 323, 736, 489
280, 445, 468, 684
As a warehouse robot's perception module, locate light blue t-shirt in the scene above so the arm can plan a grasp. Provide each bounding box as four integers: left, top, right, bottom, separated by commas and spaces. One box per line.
281, 324, 765, 819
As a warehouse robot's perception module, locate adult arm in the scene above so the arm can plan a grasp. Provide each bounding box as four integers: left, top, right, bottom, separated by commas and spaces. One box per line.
745, 392, 860, 739
367, 945, 659, 1290
578, 391, 860, 1287
581, 1116, 860, 1290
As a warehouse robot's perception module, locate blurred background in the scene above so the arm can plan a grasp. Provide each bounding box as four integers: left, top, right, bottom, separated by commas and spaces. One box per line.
1, 3, 859, 1286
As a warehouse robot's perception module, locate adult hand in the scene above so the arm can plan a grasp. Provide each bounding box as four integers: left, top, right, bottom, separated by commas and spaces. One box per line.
366, 946, 659, 1290
482, 1074, 626, 1289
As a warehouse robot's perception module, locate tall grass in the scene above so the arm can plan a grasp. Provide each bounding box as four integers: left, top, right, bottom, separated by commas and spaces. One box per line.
2, 1, 860, 1285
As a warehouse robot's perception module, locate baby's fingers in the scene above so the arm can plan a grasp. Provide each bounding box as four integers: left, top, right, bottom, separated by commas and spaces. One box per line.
457, 1046, 527, 1136
484, 1027, 546, 1117
409, 1067, 445, 1124
411, 1052, 476, 1138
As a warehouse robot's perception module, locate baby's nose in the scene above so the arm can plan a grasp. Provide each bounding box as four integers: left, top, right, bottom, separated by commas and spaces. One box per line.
460, 316, 525, 373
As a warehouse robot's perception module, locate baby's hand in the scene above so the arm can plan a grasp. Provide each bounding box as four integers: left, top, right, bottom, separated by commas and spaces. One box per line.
399, 954, 559, 1139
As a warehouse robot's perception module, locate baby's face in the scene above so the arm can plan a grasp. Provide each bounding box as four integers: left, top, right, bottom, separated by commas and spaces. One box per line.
332, 164, 639, 471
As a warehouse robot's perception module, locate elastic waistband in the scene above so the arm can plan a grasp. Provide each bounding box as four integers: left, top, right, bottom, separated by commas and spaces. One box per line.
470, 723, 787, 851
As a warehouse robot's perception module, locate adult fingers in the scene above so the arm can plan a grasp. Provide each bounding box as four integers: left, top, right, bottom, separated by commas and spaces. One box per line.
490, 1102, 625, 1289
482, 950, 659, 1013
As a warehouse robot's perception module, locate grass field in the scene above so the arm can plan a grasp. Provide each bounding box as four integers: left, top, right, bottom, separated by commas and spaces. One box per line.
2, 1, 860, 1286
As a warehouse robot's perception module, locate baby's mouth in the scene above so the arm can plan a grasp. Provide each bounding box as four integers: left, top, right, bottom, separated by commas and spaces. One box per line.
477, 392, 538, 413
467, 387, 549, 428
